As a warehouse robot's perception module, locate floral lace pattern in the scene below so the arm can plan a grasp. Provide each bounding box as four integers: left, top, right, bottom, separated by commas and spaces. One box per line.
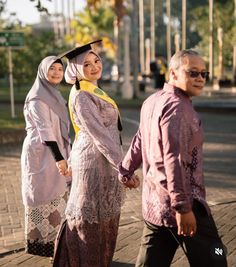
53, 216, 120, 267
25, 191, 68, 257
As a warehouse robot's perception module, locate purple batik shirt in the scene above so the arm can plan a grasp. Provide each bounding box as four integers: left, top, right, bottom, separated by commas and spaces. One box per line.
120, 83, 210, 227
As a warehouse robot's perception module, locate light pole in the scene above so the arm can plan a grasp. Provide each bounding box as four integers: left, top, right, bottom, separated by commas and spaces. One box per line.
53, 0, 58, 37
182, 0, 186, 50
8, 47, 15, 118
175, 33, 180, 52
209, 0, 214, 83
166, 0, 171, 64
121, 15, 133, 99
139, 0, 145, 74
233, 0, 236, 87
145, 38, 151, 75
150, 0, 155, 62
66, 0, 71, 36
60, 0, 66, 37
217, 27, 223, 81
131, 0, 139, 98
70, 0, 76, 44
112, 18, 119, 94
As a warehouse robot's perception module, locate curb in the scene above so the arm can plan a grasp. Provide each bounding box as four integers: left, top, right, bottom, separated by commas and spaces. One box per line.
0, 129, 25, 145
1, 105, 236, 146
194, 105, 236, 113
0, 246, 25, 258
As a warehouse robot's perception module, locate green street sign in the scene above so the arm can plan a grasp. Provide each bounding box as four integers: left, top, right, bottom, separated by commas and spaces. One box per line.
0, 32, 24, 47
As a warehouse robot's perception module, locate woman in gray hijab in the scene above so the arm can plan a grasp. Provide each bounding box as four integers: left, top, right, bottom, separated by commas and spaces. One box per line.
21, 56, 71, 258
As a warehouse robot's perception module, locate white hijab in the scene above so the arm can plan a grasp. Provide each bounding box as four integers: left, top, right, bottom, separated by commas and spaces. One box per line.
64, 50, 101, 84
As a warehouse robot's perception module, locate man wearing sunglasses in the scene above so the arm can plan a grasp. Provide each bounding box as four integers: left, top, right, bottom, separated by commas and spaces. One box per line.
118, 50, 228, 266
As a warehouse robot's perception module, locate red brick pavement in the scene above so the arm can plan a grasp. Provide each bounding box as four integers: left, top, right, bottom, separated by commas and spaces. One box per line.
0, 146, 236, 267
1, 108, 236, 266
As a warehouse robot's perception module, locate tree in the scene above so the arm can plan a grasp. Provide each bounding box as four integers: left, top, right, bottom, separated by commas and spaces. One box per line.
68, 5, 115, 58
191, 0, 235, 79
0, 25, 66, 88
12, 30, 64, 87
0, 1, 117, 88
0, 0, 6, 14
85, 0, 127, 89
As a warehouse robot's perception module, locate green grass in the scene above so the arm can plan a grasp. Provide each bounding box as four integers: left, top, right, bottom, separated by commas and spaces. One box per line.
0, 82, 144, 133
0, 89, 28, 102
0, 105, 25, 130
0, 84, 70, 131
0, 83, 71, 103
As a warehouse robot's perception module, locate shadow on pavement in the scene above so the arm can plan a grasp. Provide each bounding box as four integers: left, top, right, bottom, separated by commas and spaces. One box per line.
112, 262, 134, 267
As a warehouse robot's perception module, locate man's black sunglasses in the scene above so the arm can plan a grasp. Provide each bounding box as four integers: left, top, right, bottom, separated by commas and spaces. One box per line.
185, 70, 210, 79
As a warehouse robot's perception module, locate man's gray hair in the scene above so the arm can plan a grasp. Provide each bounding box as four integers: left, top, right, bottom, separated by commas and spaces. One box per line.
169, 50, 200, 70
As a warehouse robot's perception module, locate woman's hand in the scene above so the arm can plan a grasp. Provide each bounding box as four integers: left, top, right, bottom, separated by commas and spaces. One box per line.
65, 165, 72, 177
56, 160, 68, 176
119, 174, 140, 189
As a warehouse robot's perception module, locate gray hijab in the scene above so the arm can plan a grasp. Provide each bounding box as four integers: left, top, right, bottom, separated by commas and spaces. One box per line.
25, 56, 69, 143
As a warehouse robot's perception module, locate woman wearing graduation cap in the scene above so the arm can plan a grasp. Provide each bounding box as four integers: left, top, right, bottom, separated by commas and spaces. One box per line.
21, 56, 71, 258
53, 41, 139, 267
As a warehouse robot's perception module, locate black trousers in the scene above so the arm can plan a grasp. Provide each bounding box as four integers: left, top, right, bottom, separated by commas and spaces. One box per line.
135, 200, 228, 267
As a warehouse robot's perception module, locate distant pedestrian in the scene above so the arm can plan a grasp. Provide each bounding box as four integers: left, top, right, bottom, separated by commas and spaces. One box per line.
150, 59, 160, 90
156, 57, 167, 89
150, 57, 167, 90
21, 56, 71, 257
53, 40, 137, 267
119, 50, 228, 267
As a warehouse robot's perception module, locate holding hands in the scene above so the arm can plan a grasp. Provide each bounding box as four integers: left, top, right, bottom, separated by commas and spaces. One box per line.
119, 174, 140, 189
56, 160, 72, 177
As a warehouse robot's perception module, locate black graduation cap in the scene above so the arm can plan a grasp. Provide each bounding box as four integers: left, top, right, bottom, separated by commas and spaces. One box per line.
58, 40, 102, 60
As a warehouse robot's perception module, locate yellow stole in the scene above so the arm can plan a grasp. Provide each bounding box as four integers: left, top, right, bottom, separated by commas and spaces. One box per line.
69, 80, 121, 139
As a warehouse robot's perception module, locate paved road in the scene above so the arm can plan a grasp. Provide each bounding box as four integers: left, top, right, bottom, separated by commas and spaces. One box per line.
0, 109, 236, 266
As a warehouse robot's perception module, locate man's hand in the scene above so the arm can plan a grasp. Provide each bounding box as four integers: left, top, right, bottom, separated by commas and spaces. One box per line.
121, 174, 140, 189
175, 210, 196, 237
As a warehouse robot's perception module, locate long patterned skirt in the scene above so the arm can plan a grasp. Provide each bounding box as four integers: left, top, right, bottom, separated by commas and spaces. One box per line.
53, 215, 120, 267
25, 191, 68, 257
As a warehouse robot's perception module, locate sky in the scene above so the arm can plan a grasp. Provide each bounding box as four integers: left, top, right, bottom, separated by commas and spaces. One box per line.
5, 0, 86, 25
